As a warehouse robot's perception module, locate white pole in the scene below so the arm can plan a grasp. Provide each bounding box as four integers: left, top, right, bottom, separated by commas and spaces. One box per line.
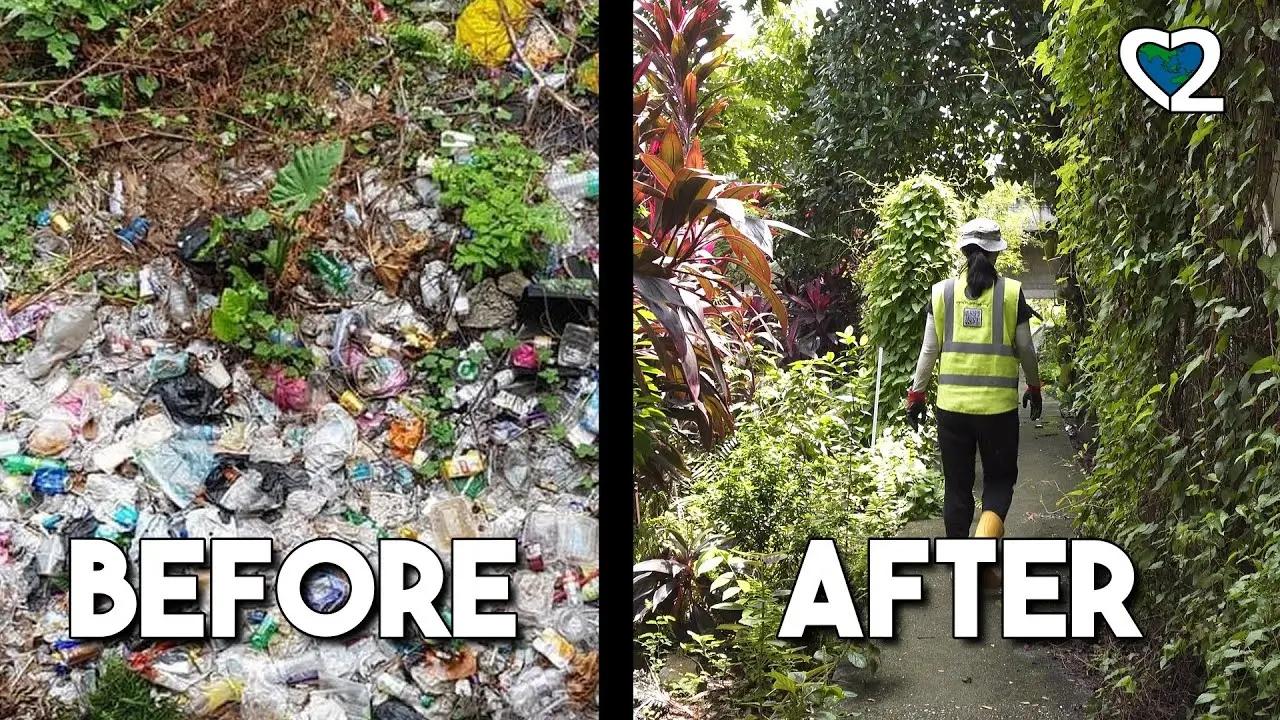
871, 345, 884, 450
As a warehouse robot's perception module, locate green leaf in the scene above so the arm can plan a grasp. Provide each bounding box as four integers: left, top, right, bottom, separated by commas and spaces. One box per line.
211, 308, 242, 342
269, 141, 346, 216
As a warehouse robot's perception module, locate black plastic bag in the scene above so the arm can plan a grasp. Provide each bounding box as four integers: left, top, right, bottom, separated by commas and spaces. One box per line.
152, 374, 224, 425
373, 700, 421, 720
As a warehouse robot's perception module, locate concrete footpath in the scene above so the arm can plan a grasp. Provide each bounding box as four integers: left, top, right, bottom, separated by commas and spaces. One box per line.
840, 396, 1094, 719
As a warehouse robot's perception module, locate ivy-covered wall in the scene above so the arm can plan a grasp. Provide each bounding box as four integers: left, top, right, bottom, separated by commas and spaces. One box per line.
1039, 0, 1279, 716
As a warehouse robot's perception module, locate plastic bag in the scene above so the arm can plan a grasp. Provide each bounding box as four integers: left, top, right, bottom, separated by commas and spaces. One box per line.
153, 374, 224, 425
304, 404, 357, 476
456, 0, 531, 67
263, 365, 312, 411
27, 408, 76, 456
353, 355, 409, 398
148, 350, 190, 381
23, 300, 98, 380
136, 439, 216, 509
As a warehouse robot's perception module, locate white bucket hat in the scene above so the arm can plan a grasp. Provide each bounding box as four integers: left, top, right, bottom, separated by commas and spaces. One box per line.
957, 218, 1006, 252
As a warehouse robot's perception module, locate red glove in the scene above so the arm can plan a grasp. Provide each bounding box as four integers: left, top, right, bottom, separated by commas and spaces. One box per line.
906, 390, 927, 430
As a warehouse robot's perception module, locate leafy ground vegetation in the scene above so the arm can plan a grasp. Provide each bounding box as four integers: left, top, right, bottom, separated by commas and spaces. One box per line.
639, 0, 1280, 718
0, 0, 598, 300
634, 3, 949, 717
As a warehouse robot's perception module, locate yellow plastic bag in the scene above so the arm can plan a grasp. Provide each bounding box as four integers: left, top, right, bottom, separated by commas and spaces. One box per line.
576, 53, 599, 95
456, 0, 531, 67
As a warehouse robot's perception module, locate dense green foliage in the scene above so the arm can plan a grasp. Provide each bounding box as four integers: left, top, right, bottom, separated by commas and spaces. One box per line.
2, 0, 151, 66
434, 134, 566, 282
638, 336, 939, 718
805, 0, 1056, 239
705, 11, 812, 206
1040, 0, 1280, 716
634, 0, 794, 456
964, 179, 1036, 277
857, 175, 960, 421
691, 337, 942, 573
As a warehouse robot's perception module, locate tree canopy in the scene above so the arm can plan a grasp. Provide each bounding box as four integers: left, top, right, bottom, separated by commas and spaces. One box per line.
804, 0, 1057, 240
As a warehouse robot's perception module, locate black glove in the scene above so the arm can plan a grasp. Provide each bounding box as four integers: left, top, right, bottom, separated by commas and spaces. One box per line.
1022, 385, 1042, 421
906, 391, 927, 430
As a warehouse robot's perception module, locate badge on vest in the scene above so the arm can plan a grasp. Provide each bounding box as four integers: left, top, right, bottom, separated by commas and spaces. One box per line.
962, 307, 983, 328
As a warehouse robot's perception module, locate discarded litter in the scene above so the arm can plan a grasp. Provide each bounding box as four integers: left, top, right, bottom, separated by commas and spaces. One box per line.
0, 157, 599, 720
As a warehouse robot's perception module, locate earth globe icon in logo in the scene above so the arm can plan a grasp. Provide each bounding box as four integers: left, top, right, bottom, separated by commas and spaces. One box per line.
1137, 43, 1203, 95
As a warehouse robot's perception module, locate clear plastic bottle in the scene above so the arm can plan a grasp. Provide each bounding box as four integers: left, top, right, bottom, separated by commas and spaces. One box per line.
506, 666, 567, 719
308, 251, 352, 293
35, 535, 65, 576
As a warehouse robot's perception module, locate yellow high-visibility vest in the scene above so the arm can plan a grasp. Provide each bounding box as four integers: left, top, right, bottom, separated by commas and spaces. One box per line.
931, 275, 1021, 414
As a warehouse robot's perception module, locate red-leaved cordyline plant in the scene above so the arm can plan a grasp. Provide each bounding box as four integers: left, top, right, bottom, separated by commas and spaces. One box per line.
633, 0, 803, 449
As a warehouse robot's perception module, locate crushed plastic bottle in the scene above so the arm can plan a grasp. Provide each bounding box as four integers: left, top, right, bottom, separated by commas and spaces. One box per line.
114, 216, 151, 251
249, 615, 279, 650
31, 467, 69, 495
506, 665, 568, 718
2, 455, 66, 474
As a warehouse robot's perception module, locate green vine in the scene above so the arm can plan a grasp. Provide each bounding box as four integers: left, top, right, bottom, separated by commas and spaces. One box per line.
1039, 0, 1280, 715
857, 174, 960, 424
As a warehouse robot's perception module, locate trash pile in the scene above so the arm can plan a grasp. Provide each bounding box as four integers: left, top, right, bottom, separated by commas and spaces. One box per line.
0, 153, 600, 718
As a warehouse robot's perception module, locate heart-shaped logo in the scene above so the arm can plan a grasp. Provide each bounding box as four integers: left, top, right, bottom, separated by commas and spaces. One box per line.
1120, 28, 1224, 113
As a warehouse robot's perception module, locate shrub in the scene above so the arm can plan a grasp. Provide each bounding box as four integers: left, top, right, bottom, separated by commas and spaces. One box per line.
690, 337, 942, 578
857, 174, 959, 424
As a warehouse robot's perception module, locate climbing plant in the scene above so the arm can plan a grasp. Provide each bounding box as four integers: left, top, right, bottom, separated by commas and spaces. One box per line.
857, 175, 959, 425
805, 0, 1057, 240
1039, 0, 1280, 716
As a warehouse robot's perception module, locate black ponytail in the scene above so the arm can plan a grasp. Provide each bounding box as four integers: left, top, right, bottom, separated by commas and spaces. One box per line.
963, 245, 997, 298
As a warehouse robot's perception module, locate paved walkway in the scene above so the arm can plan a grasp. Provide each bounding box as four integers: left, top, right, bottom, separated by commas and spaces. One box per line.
839, 396, 1093, 718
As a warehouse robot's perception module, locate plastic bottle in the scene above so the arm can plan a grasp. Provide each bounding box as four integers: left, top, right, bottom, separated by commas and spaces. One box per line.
23, 301, 98, 380
249, 615, 278, 650
374, 672, 426, 709
545, 167, 599, 205
31, 467, 69, 495
308, 251, 352, 293
114, 216, 151, 251
271, 652, 321, 685
506, 666, 567, 719
3, 455, 66, 474
174, 424, 222, 442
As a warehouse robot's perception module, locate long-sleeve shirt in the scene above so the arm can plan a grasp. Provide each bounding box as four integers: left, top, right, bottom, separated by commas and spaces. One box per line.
910, 289, 1041, 393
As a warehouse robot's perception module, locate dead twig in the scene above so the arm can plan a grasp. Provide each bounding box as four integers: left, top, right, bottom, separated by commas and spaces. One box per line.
497, 2, 585, 121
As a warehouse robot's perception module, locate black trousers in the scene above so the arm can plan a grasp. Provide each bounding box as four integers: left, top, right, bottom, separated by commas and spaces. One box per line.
936, 408, 1019, 538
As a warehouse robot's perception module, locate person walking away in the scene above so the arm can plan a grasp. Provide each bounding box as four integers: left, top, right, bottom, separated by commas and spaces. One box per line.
904, 218, 1042, 583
